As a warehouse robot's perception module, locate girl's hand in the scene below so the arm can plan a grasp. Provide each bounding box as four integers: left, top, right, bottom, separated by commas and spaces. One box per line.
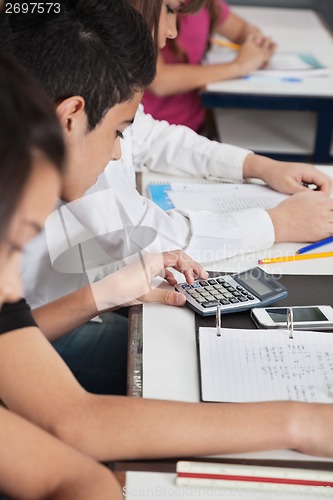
234, 34, 274, 76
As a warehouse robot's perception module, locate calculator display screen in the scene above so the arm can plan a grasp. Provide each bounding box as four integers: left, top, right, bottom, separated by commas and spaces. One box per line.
240, 273, 273, 296
267, 307, 328, 323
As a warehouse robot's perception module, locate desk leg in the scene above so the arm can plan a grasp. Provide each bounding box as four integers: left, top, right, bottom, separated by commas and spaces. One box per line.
127, 304, 143, 397
314, 109, 333, 164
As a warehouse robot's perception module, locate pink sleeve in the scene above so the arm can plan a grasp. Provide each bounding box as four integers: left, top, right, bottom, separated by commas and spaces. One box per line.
217, 0, 230, 23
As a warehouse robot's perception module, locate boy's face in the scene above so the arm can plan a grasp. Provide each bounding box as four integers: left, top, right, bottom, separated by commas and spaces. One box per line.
60, 90, 143, 201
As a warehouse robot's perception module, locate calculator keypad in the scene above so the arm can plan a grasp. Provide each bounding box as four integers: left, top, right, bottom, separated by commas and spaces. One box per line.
176, 274, 261, 314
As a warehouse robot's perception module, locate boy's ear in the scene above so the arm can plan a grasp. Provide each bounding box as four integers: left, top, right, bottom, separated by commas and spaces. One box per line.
55, 96, 86, 133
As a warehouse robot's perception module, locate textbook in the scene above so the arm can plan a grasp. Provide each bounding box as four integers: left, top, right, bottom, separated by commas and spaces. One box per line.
148, 181, 288, 213
198, 326, 333, 403
205, 46, 330, 78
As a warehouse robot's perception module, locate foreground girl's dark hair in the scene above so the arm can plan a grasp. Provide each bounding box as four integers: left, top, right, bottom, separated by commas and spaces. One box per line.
0, 53, 66, 241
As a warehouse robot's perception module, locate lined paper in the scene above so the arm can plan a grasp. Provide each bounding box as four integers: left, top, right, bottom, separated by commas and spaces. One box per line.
199, 328, 333, 403
167, 183, 287, 214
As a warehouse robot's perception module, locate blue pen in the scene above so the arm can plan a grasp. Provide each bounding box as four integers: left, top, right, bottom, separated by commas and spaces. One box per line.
296, 236, 333, 254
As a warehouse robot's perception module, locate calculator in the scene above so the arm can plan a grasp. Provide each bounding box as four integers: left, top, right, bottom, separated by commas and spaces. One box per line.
175, 267, 288, 316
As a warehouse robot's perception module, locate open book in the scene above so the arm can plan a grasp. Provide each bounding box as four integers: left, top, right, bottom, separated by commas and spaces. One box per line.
199, 327, 333, 403
148, 181, 288, 213
255, 52, 330, 78
205, 45, 330, 78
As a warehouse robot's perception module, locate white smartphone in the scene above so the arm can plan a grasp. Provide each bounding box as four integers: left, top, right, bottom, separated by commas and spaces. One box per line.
251, 305, 333, 330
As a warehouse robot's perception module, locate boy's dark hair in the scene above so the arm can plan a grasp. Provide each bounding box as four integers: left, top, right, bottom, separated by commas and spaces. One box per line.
0, 0, 156, 130
0, 52, 66, 241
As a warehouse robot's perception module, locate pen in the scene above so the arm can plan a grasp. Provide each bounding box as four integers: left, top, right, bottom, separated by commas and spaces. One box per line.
296, 236, 333, 254
211, 38, 240, 51
258, 251, 333, 265
216, 303, 221, 337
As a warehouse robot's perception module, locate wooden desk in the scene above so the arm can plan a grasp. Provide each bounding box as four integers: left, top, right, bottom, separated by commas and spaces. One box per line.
202, 7, 333, 163
127, 168, 333, 468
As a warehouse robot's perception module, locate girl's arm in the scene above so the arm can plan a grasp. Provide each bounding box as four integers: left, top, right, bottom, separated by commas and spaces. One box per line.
33, 250, 207, 340
148, 38, 272, 97
217, 10, 275, 49
1, 326, 333, 462
0, 406, 121, 499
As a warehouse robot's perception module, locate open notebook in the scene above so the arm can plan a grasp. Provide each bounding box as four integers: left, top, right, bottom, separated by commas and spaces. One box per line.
148, 181, 288, 212
198, 327, 333, 403
205, 45, 330, 78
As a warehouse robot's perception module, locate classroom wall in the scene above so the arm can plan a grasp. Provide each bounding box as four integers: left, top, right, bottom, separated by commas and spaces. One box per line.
228, 0, 333, 31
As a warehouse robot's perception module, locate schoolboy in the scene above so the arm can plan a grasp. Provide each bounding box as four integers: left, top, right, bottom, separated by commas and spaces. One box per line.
2, 0, 333, 395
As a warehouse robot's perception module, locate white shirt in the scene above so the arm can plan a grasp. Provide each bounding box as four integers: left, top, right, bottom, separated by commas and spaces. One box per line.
22, 105, 275, 308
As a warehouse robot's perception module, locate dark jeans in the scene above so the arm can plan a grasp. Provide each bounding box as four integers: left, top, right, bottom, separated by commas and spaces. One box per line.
52, 311, 128, 395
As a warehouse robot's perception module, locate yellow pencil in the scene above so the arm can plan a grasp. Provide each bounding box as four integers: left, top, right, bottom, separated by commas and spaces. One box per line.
211, 38, 240, 51
258, 251, 333, 265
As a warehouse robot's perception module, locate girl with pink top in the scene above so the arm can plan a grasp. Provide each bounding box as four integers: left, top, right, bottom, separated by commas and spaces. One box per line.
142, 0, 275, 133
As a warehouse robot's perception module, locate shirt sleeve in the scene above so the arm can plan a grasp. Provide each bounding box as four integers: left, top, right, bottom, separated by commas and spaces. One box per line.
179, 207, 275, 262
98, 162, 275, 264
131, 105, 252, 182
0, 299, 38, 335
105, 106, 275, 263
131, 199, 275, 264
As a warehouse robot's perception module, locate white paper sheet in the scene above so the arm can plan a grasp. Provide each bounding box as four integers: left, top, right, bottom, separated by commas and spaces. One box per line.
167, 183, 288, 214
199, 327, 333, 403
205, 48, 330, 78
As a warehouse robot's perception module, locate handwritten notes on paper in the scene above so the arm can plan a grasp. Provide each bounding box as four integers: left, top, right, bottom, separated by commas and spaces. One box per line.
199, 328, 333, 403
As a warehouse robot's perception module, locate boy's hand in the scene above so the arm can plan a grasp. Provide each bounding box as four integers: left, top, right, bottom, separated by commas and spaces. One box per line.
138, 250, 209, 306
267, 191, 333, 242
243, 155, 333, 196
92, 250, 208, 310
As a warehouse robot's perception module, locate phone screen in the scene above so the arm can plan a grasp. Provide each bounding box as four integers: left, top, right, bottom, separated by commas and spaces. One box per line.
266, 307, 328, 323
